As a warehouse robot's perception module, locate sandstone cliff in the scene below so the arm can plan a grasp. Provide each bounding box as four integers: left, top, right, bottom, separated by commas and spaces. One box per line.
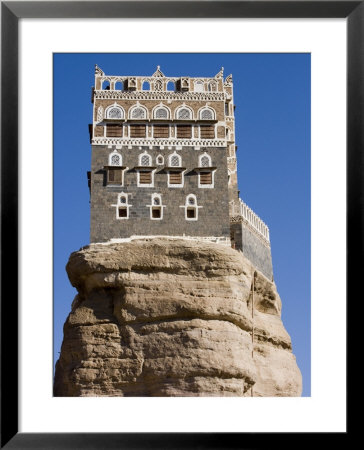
54, 238, 302, 396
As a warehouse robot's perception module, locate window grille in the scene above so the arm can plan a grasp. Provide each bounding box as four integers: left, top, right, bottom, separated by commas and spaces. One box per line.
177, 108, 191, 120
108, 107, 122, 119
201, 109, 213, 120
155, 108, 168, 119
111, 154, 121, 166
200, 156, 210, 167
170, 155, 180, 167
140, 154, 151, 166
154, 80, 163, 91
131, 107, 146, 119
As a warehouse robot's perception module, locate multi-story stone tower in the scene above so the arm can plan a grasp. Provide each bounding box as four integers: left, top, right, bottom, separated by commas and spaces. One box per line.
89, 65, 273, 279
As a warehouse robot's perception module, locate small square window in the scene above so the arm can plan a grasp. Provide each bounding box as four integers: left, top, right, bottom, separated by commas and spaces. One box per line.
118, 207, 127, 218
152, 208, 161, 219
187, 208, 196, 219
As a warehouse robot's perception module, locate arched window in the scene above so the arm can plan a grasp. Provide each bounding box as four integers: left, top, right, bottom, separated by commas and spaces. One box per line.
115, 81, 123, 90
167, 81, 175, 91
176, 107, 192, 120
183, 194, 200, 220
194, 80, 204, 92
199, 154, 211, 167
154, 107, 169, 119
154, 80, 163, 91
130, 106, 147, 119
156, 155, 164, 165
109, 151, 122, 166
140, 152, 151, 166
102, 80, 110, 90
149, 194, 164, 220
116, 193, 130, 219
208, 81, 217, 92
142, 81, 150, 91
200, 108, 214, 120
169, 153, 181, 167
106, 106, 124, 119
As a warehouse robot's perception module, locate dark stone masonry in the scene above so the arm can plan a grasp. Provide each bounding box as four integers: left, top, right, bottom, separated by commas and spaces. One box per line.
89, 65, 273, 280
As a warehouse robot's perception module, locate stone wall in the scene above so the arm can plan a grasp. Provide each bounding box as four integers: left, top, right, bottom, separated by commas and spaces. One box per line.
231, 222, 273, 280
90, 145, 231, 243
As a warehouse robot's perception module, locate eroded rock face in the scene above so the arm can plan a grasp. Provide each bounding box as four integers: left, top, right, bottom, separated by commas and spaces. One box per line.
54, 239, 302, 397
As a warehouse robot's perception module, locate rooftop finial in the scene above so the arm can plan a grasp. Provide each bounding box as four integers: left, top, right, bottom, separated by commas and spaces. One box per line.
95, 64, 104, 76
215, 67, 224, 79
153, 66, 165, 77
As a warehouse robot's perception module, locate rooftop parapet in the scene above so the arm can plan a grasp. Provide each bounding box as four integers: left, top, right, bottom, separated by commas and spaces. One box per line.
230, 199, 270, 245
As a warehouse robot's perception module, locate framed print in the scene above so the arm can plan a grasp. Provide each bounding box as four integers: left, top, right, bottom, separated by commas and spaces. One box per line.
1, 1, 356, 448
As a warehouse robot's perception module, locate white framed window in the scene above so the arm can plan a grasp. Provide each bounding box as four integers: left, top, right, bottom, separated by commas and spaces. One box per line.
199, 153, 211, 168
148, 193, 165, 220
168, 152, 182, 167
194, 80, 204, 92
153, 105, 170, 119
199, 107, 215, 120
180, 194, 202, 221
106, 105, 125, 119
111, 192, 131, 219
108, 150, 122, 166
156, 155, 164, 165
198, 153, 215, 188
129, 105, 148, 119
208, 81, 217, 92
139, 151, 152, 166
175, 106, 193, 120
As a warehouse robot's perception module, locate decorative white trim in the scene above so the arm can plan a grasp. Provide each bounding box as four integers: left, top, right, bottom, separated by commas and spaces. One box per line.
199, 152, 212, 167
198, 106, 216, 120
128, 103, 148, 119
105, 103, 125, 119
156, 154, 164, 165
152, 103, 171, 119
174, 104, 194, 120
96, 106, 104, 122
108, 150, 122, 166
194, 80, 205, 92
94, 90, 226, 101
103, 235, 231, 246
198, 169, 216, 189
167, 170, 185, 188
147, 193, 166, 220
92, 137, 227, 147
180, 194, 202, 221
111, 192, 132, 220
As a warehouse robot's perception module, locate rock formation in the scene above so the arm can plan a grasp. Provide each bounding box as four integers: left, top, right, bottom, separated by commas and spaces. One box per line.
54, 238, 302, 396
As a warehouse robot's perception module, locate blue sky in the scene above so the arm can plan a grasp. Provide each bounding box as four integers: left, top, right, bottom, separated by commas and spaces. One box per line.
54, 53, 311, 396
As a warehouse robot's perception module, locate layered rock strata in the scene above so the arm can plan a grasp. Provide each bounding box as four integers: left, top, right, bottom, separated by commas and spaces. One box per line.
54, 239, 302, 396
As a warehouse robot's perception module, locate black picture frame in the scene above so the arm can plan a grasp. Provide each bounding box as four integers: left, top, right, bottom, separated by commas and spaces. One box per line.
1, 1, 355, 448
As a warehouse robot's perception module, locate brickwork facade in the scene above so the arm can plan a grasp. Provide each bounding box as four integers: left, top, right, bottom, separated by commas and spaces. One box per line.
88, 65, 273, 279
